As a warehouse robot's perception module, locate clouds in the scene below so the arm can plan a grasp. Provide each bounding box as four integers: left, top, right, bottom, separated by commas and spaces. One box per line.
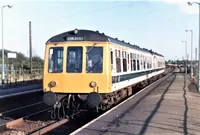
163, 0, 199, 14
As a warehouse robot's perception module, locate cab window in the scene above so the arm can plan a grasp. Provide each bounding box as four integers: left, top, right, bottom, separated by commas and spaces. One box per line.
86, 47, 103, 73
66, 46, 83, 73
48, 47, 63, 73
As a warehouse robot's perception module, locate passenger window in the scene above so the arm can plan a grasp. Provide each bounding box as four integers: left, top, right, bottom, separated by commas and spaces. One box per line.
149, 58, 151, 69
148, 58, 150, 69
144, 57, 146, 69
48, 47, 63, 73
130, 53, 133, 71
127, 53, 129, 70
128, 54, 129, 64
133, 54, 136, 71
122, 51, 127, 72
140, 56, 143, 70
116, 49, 121, 73
137, 59, 140, 70
147, 58, 149, 69
67, 46, 83, 73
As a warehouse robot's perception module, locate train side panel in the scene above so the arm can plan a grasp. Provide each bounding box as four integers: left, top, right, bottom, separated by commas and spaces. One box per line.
110, 43, 165, 92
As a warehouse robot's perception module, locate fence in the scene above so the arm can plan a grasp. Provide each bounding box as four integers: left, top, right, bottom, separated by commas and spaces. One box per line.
0, 68, 43, 85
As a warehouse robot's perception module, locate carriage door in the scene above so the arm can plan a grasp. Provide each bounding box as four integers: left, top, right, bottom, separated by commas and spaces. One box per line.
111, 47, 117, 89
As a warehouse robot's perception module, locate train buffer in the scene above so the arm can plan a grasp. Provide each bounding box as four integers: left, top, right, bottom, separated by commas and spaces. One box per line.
71, 72, 200, 135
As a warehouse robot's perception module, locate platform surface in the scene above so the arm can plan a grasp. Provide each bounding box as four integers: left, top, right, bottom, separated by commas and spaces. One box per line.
73, 72, 200, 135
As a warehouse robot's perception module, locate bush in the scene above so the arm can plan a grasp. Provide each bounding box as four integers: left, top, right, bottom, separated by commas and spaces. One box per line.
0, 49, 43, 70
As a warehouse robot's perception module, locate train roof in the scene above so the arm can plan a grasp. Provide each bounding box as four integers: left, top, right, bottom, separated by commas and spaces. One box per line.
46, 29, 164, 57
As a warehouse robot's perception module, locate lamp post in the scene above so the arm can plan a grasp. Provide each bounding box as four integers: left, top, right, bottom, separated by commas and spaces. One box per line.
185, 29, 193, 78
1, 5, 12, 88
182, 40, 187, 74
188, 1, 200, 91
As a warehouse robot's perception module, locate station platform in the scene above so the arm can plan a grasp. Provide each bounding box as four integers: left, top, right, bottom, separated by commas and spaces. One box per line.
0, 84, 42, 99
72, 71, 200, 135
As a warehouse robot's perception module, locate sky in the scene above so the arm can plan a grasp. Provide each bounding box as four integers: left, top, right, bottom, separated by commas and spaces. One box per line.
0, 0, 200, 61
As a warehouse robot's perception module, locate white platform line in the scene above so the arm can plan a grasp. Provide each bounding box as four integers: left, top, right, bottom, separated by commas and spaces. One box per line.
70, 73, 171, 135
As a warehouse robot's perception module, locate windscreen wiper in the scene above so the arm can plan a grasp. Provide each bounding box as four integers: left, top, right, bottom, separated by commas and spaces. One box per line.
86, 43, 97, 54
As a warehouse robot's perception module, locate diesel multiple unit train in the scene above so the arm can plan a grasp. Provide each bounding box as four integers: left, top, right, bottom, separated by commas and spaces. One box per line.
42, 29, 165, 119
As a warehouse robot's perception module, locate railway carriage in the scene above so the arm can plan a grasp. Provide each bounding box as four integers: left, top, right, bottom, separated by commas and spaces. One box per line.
42, 29, 165, 119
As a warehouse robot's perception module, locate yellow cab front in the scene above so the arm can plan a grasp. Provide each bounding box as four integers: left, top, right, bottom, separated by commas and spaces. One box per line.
43, 41, 111, 94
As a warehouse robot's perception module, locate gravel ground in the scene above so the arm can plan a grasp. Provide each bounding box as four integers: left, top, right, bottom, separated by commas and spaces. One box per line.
0, 130, 26, 135
0, 120, 54, 135
10, 120, 54, 133
0, 110, 54, 135
0, 91, 51, 134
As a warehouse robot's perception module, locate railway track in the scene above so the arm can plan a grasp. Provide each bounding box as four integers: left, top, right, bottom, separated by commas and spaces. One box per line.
0, 100, 52, 134
29, 119, 69, 135
0, 106, 53, 135
0, 101, 50, 119
0, 102, 44, 117
0, 67, 175, 135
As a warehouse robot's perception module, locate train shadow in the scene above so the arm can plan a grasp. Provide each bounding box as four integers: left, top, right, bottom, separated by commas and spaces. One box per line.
27, 110, 53, 122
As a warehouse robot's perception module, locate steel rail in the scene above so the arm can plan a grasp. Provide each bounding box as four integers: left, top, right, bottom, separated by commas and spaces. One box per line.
0, 101, 44, 116
29, 119, 69, 135
0, 107, 53, 130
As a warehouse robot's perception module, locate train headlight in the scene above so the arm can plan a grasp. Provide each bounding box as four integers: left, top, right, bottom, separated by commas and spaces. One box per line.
50, 81, 56, 87
90, 81, 97, 88
74, 29, 78, 34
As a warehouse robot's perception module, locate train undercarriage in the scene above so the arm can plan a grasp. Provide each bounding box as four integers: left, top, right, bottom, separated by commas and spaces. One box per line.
43, 73, 165, 120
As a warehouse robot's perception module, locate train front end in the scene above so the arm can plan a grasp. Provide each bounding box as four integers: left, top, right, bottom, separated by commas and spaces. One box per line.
42, 29, 112, 111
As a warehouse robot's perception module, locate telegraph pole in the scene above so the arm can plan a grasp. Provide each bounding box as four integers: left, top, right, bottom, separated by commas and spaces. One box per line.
182, 41, 187, 74
29, 21, 32, 74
